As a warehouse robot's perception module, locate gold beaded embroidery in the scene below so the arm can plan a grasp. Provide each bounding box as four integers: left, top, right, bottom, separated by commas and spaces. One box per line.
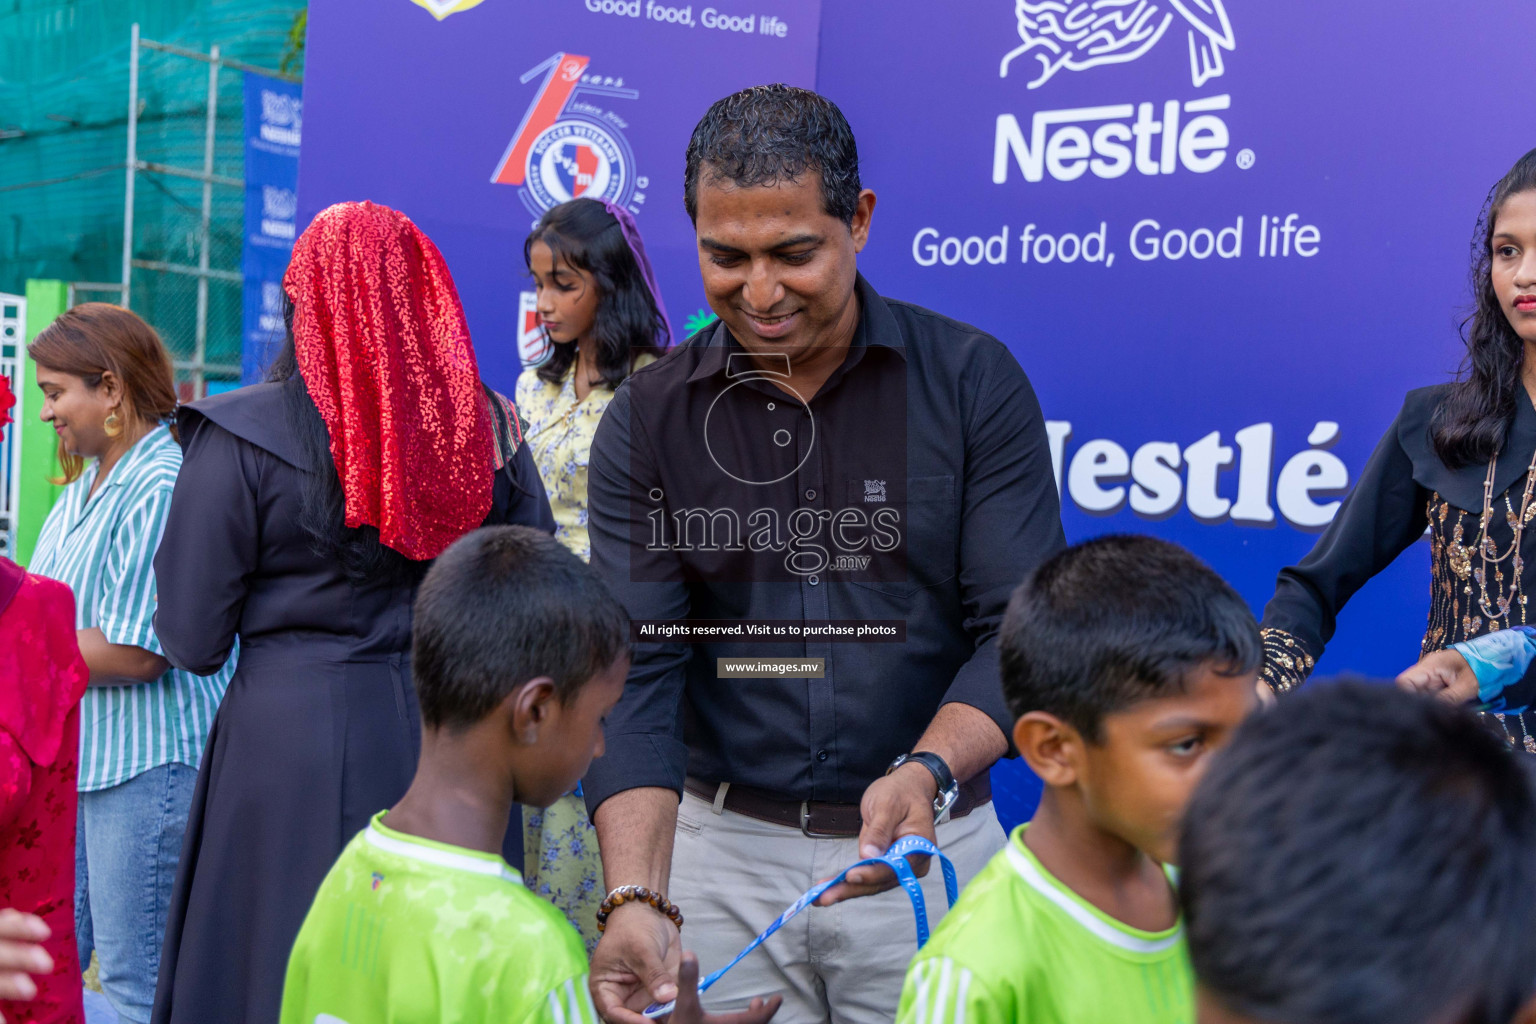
1266, 480, 1536, 695
1259, 627, 1314, 693
1424, 488, 1534, 660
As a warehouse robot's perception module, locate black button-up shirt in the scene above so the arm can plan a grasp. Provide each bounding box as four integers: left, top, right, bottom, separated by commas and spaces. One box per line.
583, 275, 1065, 809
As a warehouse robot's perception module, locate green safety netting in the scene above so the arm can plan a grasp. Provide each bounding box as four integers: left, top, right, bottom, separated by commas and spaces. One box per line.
0, 0, 303, 386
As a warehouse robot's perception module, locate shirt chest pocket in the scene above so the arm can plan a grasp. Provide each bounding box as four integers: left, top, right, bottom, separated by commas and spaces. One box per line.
845, 474, 958, 596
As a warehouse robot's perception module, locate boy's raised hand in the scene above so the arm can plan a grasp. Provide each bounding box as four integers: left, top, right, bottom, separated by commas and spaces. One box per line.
667, 953, 781, 1024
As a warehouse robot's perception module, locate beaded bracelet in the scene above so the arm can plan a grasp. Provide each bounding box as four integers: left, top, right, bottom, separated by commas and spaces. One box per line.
596, 885, 684, 933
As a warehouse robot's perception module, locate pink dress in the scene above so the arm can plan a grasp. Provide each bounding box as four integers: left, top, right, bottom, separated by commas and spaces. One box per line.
0, 557, 88, 1024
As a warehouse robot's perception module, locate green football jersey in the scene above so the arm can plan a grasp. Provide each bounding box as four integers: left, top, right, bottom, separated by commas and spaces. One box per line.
896, 825, 1192, 1024
281, 811, 598, 1024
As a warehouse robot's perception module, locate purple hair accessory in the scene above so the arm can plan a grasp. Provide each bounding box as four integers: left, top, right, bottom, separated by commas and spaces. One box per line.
600, 199, 674, 347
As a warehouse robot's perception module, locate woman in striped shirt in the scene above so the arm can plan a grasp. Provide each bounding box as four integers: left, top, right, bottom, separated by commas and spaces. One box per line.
26, 305, 235, 1024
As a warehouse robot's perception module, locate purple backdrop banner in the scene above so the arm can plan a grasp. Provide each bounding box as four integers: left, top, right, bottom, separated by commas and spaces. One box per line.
297, 0, 821, 388
812, 3, 1534, 682
297, 3, 1535, 677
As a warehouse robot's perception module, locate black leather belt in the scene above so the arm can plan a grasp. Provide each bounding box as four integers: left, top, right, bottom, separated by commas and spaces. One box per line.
683, 774, 992, 838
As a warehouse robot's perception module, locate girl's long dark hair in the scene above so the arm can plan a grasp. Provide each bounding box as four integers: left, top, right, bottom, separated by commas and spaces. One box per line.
524, 198, 668, 388
265, 298, 422, 586
1431, 148, 1536, 468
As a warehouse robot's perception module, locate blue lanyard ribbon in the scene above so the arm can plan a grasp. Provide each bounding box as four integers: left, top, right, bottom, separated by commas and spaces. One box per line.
643, 835, 957, 1018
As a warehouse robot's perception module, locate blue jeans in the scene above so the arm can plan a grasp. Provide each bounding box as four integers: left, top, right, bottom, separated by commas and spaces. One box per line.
76, 763, 196, 1024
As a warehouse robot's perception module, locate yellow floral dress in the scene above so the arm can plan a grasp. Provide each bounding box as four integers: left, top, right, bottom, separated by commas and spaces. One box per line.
514, 354, 653, 953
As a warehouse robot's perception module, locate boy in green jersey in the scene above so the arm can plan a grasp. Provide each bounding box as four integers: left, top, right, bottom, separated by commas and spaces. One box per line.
1180, 681, 1536, 1024
280, 526, 782, 1024
896, 535, 1262, 1024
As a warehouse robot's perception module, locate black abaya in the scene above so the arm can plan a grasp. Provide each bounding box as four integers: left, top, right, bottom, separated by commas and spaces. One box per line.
148, 382, 554, 1024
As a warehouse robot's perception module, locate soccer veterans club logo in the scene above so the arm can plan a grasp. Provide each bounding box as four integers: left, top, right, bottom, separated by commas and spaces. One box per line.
492, 53, 651, 220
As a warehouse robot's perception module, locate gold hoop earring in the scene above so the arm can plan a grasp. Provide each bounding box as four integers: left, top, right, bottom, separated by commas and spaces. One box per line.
103, 412, 122, 438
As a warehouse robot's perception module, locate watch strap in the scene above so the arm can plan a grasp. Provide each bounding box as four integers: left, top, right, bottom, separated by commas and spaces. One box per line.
892, 751, 956, 794
889, 751, 961, 824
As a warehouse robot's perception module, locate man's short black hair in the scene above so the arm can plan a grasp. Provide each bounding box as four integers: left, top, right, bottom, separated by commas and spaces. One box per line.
684, 84, 861, 225
411, 526, 628, 730
1180, 681, 1536, 1024
998, 534, 1260, 741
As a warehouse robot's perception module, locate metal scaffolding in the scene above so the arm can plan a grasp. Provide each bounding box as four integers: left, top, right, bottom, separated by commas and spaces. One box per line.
121, 23, 297, 398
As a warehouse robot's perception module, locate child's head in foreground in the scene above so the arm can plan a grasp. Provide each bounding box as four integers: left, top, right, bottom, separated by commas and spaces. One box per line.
1180, 680, 1536, 1024
410, 525, 630, 808
999, 534, 1262, 863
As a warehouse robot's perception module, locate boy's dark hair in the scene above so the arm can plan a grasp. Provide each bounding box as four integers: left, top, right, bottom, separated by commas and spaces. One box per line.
684, 84, 861, 225
411, 526, 628, 730
1180, 681, 1536, 1024
998, 534, 1260, 741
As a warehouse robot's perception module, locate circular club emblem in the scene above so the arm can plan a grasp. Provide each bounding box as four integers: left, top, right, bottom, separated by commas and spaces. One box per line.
526, 119, 629, 209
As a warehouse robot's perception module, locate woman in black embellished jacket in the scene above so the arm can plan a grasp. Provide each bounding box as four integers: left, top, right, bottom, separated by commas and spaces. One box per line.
1260, 148, 1536, 743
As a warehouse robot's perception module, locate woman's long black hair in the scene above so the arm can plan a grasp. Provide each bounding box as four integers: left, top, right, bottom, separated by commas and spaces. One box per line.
1431, 148, 1536, 468
265, 297, 422, 586
524, 198, 668, 389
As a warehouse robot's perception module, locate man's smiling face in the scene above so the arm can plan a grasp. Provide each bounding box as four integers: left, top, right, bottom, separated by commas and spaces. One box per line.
694, 168, 873, 367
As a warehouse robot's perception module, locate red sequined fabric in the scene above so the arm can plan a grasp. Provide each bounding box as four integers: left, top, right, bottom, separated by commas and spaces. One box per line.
284, 201, 493, 561
0, 563, 88, 1024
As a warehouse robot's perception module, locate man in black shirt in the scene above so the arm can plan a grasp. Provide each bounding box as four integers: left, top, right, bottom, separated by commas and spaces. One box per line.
584, 85, 1065, 1024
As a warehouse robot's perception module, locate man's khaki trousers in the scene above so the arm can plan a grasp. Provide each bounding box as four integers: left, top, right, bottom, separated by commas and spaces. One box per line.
668, 788, 1004, 1024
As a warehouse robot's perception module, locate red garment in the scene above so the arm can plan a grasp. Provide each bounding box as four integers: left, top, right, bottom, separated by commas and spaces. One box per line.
0, 558, 88, 1024
283, 200, 494, 560
0, 369, 14, 428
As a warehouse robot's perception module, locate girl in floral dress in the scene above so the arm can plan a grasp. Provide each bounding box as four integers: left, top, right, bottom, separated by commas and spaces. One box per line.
516, 198, 671, 950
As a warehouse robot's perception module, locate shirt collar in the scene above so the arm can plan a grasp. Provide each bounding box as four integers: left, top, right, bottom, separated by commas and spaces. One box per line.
364, 812, 522, 884
684, 274, 906, 386
77, 423, 171, 501
102, 424, 173, 487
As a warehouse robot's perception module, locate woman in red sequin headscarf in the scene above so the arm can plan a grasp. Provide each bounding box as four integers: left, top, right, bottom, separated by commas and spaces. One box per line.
0, 372, 91, 1024
148, 202, 554, 1024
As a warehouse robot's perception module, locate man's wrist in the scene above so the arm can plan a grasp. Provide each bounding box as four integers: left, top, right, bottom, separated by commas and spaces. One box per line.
890, 759, 940, 797
887, 750, 961, 821
598, 885, 684, 933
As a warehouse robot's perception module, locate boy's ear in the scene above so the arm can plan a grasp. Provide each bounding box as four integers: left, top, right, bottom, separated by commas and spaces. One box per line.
1013, 711, 1082, 787
507, 677, 559, 745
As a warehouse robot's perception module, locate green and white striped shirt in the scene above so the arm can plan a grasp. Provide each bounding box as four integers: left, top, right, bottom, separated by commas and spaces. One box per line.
29, 425, 234, 792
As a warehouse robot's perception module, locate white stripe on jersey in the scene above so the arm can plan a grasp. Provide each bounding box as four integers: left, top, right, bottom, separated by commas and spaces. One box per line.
934, 957, 954, 1024
908, 958, 976, 1024
913, 958, 932, 1024
953, 964, 971, 1024
543, 975, 594, 1024
564, 978, 584, 1024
